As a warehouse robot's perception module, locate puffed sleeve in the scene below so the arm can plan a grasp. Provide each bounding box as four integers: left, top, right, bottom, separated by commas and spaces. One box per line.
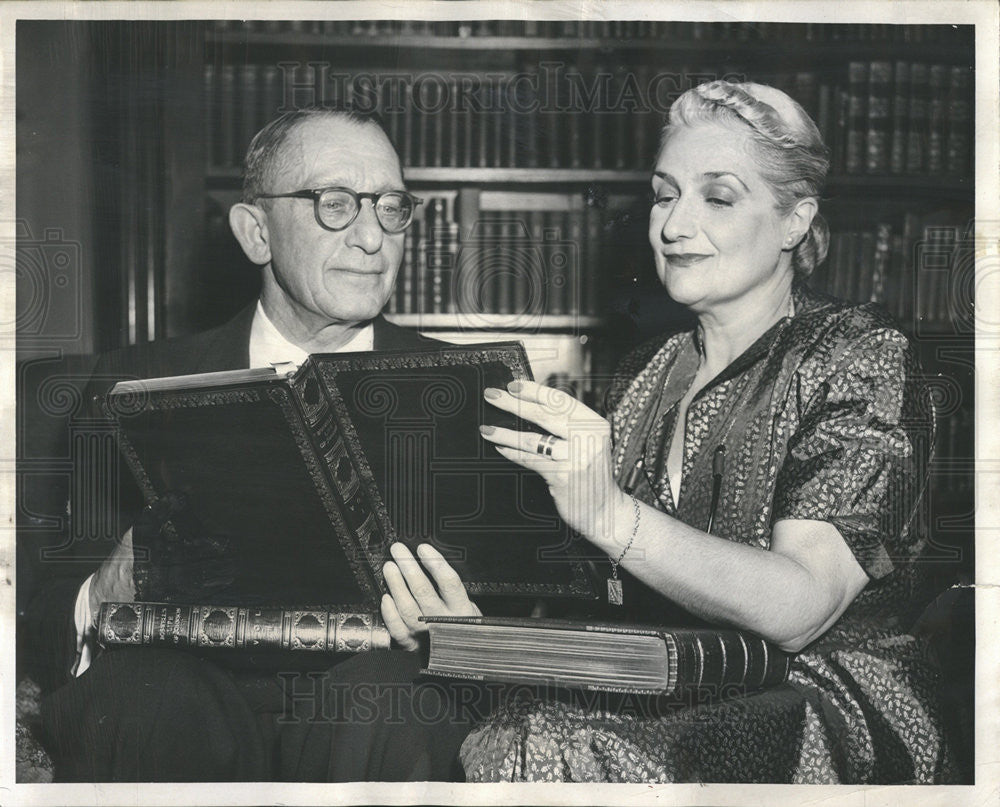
771, 327, 933, 581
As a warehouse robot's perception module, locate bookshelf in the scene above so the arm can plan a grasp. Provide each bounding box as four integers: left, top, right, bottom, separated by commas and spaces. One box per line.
192, 19, 975, 582
208, 167, 972, 198
200, 23, 976, 311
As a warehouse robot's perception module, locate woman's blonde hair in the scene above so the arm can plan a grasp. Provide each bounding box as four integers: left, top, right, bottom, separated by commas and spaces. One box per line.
661, 80, 831, 277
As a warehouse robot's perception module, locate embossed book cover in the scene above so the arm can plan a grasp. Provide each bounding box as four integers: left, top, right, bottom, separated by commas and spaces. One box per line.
101, 342, 599, 612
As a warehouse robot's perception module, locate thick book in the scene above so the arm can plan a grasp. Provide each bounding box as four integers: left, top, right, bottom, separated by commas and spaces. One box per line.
401, 76, 415, 168
99, 601, 390, 654
421, 615, 792, 695
583, 200, 605, 316
871, 222, 893, 305
926, 64, 948, 174
889, 61, 910, 175
448, 75, 462, 170
906, 62, 930, 174
416, 78, 431, 168
865, 61, 892, 174
492, 75, 507, 168
425, 198, 451, 314
101, 343, 599, 612
845, 61, 868, 174
477, 84, 490, 168
399, 217, 421, 314
946, 65, 972, 176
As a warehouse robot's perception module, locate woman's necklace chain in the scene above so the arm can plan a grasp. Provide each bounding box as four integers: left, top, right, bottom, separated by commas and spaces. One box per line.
616, 290, 796, 506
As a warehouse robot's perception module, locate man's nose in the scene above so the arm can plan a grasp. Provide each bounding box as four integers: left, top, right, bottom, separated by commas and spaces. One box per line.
344, 200, 384, 253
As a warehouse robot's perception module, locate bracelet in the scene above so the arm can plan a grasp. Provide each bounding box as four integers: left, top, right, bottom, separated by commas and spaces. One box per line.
607, 495, 640, 606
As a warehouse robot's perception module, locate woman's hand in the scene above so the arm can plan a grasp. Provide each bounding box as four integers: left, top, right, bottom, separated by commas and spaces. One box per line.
380, 542, 481, 651
479, 380, 627, 542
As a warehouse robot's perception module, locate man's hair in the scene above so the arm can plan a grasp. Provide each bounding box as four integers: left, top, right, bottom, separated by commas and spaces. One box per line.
241, 107, 394, 204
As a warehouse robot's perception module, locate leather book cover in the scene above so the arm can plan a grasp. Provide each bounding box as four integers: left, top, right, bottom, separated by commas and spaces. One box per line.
99, 601, 390, 654
102, 342, 599, 612
103, 369, 382, 611
305, 342, 599, 599
421, 615, 792, 695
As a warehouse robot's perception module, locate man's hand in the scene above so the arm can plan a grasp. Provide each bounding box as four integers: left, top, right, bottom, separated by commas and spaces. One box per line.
380, 542, 480, 651
88, 527, 136, 622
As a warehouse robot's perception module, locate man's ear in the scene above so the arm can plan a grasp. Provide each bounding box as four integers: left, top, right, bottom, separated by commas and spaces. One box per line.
783, 197, 818, 251
229, 203, 272, 266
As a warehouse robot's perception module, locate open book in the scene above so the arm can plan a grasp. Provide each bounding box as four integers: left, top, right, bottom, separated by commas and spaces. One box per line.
101, 342, 600, 613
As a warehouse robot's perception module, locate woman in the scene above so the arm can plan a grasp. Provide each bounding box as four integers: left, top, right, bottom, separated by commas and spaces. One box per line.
381, 80, 955, 783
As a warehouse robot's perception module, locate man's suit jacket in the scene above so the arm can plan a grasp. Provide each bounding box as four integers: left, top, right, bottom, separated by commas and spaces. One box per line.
22, 306, 438, 690
86, 305, 438, 382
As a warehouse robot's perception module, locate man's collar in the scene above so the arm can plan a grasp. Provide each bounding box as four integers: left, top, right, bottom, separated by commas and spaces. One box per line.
248, 301, 374, 368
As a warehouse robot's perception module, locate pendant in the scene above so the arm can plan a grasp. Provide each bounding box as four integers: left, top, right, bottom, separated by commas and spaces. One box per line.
607, 577, 623, 606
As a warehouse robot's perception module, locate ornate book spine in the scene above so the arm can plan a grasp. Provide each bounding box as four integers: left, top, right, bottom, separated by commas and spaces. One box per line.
871, 223, 893, 305
845, 61, 868, 175
889, 61, 910, 175
865, 61, 892, 174
945, 64, 972, 176
293, 361, 393, 579
667, 629, 791, 694
926, 63, 948, 174
905, 62, 930, 173
99, 602, 390, 653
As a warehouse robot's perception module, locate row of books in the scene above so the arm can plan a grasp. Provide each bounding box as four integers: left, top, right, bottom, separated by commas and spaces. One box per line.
765, 61, 971, 177
205, 62, 663, 171
385, 196, 603, 318
205, 61, 972, 176
208, 19, 968, 46
808, 213, 973, 331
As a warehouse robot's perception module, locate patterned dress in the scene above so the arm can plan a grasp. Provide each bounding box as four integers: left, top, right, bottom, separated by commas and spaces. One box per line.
460, 285, 955, 784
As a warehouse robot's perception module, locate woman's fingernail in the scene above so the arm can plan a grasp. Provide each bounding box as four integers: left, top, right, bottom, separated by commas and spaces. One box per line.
479, 425, 495, 436
484, 387, 501, 400
507, 380, 523, 393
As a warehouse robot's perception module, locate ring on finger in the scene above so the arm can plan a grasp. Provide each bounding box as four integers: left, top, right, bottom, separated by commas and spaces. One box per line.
535, 433, 558, 458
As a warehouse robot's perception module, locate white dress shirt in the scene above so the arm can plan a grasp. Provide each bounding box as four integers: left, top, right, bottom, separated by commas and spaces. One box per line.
72, 302, 375, 676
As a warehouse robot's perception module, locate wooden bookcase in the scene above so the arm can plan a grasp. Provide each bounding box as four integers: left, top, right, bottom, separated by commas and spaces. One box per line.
162, 19, 972, 575
21, 21, 967, 564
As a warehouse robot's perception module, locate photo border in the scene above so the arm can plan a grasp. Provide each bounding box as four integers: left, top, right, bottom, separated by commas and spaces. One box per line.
1, 1, 997, 804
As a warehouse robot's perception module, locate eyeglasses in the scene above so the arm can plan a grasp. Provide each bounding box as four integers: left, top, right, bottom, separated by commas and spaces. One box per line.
255, 187, 424, 234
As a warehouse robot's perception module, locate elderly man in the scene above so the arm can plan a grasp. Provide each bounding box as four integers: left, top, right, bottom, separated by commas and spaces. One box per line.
31, 108, 479, 782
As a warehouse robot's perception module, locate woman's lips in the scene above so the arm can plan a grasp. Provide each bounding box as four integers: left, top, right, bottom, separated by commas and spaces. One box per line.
664, 253, 712, 268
